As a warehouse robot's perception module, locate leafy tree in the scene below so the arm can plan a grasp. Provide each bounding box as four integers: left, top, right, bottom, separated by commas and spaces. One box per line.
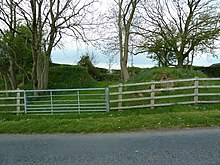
0, 46, 10, 91
138, 0, 220, 67
0, 26, 32, 90
143, 36, 177, 67
1, 0, 98, 90
0, 0, 18, 89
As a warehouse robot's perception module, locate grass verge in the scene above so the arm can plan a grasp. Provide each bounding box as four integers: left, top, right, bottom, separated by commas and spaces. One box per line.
0, 105, 219, 134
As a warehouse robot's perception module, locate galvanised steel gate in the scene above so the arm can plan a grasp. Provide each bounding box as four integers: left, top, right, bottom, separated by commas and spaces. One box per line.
24, 88, 110, 114
0, 88, 110, 114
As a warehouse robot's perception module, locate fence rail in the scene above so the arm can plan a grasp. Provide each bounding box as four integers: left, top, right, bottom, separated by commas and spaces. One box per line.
0, 89, 24, 113
109, 77, 220, 110
1, 77, 220, 114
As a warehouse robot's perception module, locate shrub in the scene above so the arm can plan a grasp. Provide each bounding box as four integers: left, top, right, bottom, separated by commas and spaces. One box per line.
48, 65, 96, 89
129, 67, 207, 83
78, 55, 101, 80
194, 66, 220, 77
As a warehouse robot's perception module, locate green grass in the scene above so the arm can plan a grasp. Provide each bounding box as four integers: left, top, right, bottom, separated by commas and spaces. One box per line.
0, 104, 219, 134
0, 67, 219, 133
109, 77, 220, 110
128, 67, 207, 83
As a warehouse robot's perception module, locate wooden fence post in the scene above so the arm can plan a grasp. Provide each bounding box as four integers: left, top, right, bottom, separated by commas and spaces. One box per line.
16, 88, 20, 114
194, 77, 199, 104
118, 83, 123, 110
105, 88, 110, 112
150, 82, 155, 109
77, 90, 80, 113
50, 91, 53, 114
24, 91, 27, 114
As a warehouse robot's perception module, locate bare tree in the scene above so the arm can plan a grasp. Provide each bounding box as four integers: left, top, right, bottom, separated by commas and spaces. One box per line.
138, 0, 220, 67
98, 0, 140, 82
1, 0, 98, 90
19, 0, 98, 90
118, 0, 141, 81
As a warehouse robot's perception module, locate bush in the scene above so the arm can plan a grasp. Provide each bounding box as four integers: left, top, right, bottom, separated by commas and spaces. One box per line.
78, 55, 101, 80
129, 67, 207, 83
128, 66, 142, 77
194, 66, 220, 77
48, 65, 96, 89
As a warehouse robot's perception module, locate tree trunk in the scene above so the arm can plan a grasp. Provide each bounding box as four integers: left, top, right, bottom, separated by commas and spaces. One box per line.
32, 62, 37, 90
120, 57, 130, 82
36, 53, 43, 90
177, 56, 184, 68
2, 75, 9, 91
37, 54, 49, 90
31, 47, 38, 90
42, 55, 49, 89
117, 0, 138, 82
2, 75, 9, 97
8, 58, 17, 90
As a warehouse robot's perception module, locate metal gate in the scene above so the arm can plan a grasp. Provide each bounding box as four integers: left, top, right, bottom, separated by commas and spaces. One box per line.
0, 88, 110, 114
24, 88, 110, 114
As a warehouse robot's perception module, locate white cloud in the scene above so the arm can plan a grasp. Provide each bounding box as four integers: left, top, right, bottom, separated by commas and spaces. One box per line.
51, 46, 220, 69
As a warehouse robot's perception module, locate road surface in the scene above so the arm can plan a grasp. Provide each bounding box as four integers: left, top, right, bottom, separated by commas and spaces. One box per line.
0, 128, 219, 165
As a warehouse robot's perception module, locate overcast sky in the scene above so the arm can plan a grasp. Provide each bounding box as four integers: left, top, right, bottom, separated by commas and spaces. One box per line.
51, 0, 220, 69
51, 43, 220, 69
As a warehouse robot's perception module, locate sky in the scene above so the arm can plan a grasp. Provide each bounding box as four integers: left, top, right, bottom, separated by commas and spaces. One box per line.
51, 0, 220, 69
51, 43, 220, 69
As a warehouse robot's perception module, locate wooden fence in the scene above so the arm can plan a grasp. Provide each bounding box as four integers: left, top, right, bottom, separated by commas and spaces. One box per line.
0, 89, 24, 114
1, 77, 220, 114
109, 77, 220, 110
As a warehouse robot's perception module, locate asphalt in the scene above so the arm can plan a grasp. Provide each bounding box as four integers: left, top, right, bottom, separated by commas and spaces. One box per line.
0, 128, 219, 165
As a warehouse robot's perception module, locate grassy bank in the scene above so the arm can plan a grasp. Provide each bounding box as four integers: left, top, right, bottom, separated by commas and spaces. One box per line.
0, 67, 219, 134
0, 104, 219, 134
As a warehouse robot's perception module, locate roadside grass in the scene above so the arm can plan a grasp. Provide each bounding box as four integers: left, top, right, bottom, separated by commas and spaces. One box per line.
0, 104, 219, 134
0, 71, 220, 133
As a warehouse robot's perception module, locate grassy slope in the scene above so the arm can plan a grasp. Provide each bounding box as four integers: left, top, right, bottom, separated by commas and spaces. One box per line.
128, 67, 207, 83
0, 67, 219, 134
0, 105, 219, 134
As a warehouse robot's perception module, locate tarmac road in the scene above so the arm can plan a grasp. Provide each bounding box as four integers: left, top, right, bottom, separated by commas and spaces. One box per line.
0, 128, 219, 165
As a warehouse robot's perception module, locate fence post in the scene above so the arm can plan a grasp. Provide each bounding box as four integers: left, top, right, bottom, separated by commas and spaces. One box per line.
16, 88, 20, 114
77, 90, 80, 113
150, 82, 155, 109
194, 77, 199, 104
50, 91, 53, 114
24, 91, 27, 114
105, 88, 110, 112
118, 83, 123, 110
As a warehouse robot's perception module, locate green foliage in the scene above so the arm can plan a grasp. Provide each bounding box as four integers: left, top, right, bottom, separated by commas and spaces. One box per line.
140, 0, 220, 67
78, 55, 101, 80
77, 55, 121, 81
48, 65, 96, 89
0, 25, 32, 89
101, 73, 120, 81
129, 67, 207, 83
0, 106, 219, 133
95, 67, 120, 81
145, 37, 177, 67
128, 66, 142, 76
194, 66, 220, 77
